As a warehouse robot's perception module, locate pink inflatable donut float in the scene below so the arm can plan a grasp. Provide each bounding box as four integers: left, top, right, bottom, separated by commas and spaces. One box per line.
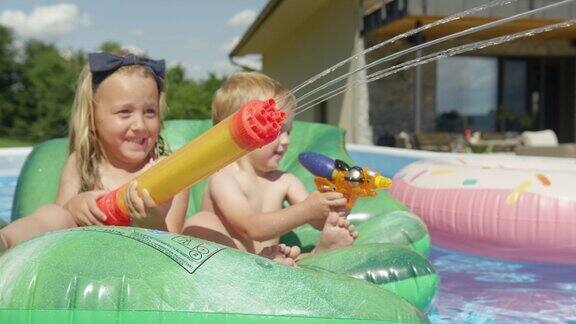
390, 155, 576, 264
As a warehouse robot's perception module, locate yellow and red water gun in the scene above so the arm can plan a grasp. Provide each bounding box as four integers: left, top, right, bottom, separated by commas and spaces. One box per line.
298, 152, 392, 208
98, 99, 286, 225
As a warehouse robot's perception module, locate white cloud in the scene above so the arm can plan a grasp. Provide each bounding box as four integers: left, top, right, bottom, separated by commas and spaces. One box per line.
220, 36, 240, 52
0, 3, 90, 39
227, 9, 256, 27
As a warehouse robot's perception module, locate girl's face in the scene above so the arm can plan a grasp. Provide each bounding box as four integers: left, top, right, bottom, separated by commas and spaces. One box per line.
94, 72, 160, 170
248, 121, 291, 173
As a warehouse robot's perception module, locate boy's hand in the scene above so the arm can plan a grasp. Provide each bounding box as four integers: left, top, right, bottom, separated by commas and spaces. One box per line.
125, 180, 167, 222
65, 190, 108, 226
304, 191, 348, 223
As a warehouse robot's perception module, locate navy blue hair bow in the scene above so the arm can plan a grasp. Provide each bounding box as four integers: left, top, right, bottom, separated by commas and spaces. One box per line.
88, 52, 166, 91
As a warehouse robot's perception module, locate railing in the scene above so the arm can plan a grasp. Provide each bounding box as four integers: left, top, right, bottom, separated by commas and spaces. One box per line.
363, 0, 409, 35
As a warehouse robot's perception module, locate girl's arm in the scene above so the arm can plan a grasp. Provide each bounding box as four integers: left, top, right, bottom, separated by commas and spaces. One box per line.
209, 172, 346, 241
127, 155, 190, 232
55, 154, 81, 206
55, 153, 108, 226
164, 188, 190, 233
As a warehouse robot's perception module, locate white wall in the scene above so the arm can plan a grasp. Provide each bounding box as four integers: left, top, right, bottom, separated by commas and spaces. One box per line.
260, 1, 363, 140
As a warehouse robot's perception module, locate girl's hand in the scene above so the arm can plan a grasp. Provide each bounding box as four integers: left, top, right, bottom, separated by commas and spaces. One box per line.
304, 191, 348, 223
125, 180, 167, 222
65, 190, 108, 226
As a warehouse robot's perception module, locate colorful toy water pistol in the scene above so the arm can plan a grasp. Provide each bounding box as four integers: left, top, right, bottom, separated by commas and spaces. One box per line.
98, 99, 286, 225
298, 152, 392, 208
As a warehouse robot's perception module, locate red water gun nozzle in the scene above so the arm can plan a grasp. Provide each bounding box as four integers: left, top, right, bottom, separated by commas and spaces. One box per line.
230, 99, 287, 149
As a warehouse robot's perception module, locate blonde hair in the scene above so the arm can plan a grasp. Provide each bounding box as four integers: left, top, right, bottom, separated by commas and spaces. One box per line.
212, 72, 295, 124
69, 64, 168, 192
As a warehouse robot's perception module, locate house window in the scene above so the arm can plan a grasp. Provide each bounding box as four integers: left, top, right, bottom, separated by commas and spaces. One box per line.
436, 56, 575, 140
436, 56, 498, 132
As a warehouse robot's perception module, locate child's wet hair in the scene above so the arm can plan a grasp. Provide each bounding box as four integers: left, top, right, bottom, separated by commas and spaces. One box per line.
211, 72, 295, 125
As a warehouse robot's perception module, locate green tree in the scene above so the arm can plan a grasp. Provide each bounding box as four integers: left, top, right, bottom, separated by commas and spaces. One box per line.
165, 69, 225, 120
14, 41, 85, 140
98, 41, 123, 53
0, 26, 19, 136
0, 37, 226, 142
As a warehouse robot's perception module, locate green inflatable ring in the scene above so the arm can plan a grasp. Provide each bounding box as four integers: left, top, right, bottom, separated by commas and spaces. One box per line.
0, 227, 428, 323
7, 120, 437, 312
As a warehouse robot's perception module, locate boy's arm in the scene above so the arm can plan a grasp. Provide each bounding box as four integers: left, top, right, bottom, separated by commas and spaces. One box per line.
209, 173, 332, 241
285, 174, 327, 230
285, 174, 309, 205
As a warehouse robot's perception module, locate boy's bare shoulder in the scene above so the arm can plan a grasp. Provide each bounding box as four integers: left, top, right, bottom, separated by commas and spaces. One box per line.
267, 171, 301, 186
208, 164, 243, 187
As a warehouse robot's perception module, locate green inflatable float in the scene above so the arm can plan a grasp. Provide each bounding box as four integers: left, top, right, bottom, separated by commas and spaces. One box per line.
2, 121, 438, 322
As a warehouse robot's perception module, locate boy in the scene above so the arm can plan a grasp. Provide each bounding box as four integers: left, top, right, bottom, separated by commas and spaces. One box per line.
183, 72, 357, 266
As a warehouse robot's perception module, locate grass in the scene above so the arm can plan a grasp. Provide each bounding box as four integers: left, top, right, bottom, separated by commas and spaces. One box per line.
0, 137, 36, 148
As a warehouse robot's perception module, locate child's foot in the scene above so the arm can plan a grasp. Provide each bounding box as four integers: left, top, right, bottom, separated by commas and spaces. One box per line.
313, 213, 358, 254
259, 244, 301, 267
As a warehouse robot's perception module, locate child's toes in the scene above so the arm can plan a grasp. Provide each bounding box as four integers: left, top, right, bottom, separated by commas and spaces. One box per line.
288, 246, 301, 259
280, 244, 291, 255
326, 212, 339, 226
350, 229, 359, 239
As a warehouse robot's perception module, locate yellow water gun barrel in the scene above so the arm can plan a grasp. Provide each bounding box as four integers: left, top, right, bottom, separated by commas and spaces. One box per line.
97, 99, 286, 225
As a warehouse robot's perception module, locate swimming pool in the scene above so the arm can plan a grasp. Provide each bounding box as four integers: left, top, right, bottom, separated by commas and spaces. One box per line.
348, 145, 576, 323
0, 148, 30, 224
2, 146, 576, 323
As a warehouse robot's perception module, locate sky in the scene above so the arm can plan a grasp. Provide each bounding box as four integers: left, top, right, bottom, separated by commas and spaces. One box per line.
0, 0, 268, 79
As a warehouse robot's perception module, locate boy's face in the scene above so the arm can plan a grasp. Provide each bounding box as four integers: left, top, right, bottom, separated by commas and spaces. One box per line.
247, 120, 292, 173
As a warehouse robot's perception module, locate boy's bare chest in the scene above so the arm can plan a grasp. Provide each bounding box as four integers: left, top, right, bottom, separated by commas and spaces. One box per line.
240, 177, 287, 213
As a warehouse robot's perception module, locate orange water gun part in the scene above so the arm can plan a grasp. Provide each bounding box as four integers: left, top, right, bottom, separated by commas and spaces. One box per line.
98, 99, 286, 226
298, 152, 392, 208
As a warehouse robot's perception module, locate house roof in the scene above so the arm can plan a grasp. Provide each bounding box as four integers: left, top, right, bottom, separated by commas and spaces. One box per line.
229, 0, 331, 58
366, 15, 576, 42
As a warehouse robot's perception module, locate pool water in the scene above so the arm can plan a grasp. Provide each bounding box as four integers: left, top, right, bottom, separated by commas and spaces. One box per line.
0, 175, 17, 224
1, 148, 575, 323
428, 247, 576, 323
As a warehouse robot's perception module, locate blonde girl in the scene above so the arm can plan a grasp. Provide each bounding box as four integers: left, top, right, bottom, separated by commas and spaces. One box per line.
0, 53, 189, 251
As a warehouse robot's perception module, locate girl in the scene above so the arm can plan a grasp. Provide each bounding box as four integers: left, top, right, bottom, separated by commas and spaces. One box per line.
0, 52, 190, 252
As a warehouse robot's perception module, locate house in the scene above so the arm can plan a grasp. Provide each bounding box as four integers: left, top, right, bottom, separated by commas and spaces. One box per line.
230, 0, 576, 144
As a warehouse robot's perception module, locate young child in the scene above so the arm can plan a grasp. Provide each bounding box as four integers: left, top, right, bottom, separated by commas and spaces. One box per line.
182, 72, 358, 266
0, 52, 190, 252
